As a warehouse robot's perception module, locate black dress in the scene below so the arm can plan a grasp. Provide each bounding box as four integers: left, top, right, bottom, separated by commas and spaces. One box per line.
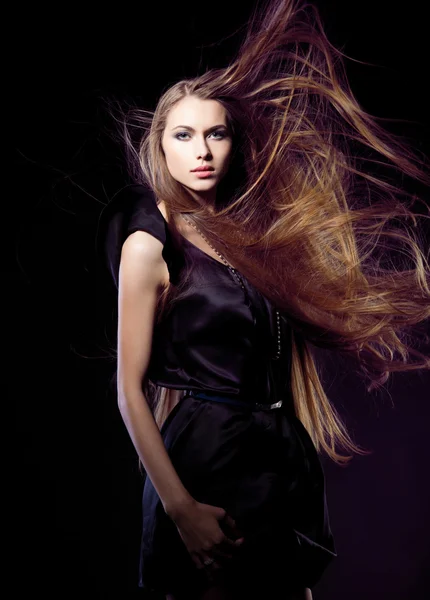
97, 184, 337, 599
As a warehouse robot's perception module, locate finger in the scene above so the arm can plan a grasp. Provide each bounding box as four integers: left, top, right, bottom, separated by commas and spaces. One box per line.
191, 552, 205, 570
200, 553, 221, 576
211, 545, 234, 560
212, 535, 245, 561
222, 515, 243, 537
223, 536, 245, 547
222, 515, 236, 530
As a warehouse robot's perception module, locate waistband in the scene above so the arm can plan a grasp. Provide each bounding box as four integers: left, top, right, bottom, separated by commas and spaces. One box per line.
184, 389, 283, 411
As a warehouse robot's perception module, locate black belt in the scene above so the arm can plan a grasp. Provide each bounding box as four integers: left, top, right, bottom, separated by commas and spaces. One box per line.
185, 389, 283, 411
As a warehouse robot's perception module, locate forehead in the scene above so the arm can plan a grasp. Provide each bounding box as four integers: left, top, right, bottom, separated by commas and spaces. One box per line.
166, 96, 228, 127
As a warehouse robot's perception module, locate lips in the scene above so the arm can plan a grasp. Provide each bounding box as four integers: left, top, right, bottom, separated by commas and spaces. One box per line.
191, 167, 215, 172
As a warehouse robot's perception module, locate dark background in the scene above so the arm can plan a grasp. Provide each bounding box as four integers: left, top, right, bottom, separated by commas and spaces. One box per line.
13, 1, 429, 598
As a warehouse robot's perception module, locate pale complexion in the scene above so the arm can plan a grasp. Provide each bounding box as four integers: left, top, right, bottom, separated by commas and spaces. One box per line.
161, 95, 233, 207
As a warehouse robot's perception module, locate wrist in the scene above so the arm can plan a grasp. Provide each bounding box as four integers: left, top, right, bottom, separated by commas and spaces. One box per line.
163, 494, 195, 520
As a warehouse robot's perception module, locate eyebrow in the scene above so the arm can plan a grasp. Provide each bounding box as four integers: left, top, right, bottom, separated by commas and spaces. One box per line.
171, 124, 228, 132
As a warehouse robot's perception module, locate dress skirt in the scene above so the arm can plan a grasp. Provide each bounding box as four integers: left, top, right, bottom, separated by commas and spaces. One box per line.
138, 393, 337, 598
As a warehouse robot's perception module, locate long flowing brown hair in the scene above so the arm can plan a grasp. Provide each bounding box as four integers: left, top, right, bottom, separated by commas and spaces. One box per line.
117, 0, 430, 465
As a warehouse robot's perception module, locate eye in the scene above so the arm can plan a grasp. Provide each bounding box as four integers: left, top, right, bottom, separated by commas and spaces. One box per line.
174, 130, 227, 140
209, 130, 226, 139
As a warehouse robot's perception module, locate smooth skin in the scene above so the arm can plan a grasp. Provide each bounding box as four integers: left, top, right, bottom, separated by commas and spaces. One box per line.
161, 95, 233, 206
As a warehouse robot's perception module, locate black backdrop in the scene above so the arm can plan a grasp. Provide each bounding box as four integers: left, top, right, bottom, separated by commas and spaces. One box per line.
13, 1, 430, 598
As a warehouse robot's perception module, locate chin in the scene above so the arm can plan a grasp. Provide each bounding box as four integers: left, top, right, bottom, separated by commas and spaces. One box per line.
192, 182, 217, 188
186, 180, 217, 190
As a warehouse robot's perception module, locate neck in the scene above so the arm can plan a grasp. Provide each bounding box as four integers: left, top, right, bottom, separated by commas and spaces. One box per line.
184, 188, 217, 212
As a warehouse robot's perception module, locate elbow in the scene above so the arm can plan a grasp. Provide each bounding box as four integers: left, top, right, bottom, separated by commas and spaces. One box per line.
117, 381, 133, 413
117, 386, 129, 420
117, 391, 128, 415
116, 372, 130, 413
117, 377, 147, 414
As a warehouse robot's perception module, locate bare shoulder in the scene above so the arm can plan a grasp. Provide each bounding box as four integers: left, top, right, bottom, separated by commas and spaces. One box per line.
122, 229, 164, 260
120, 230, 168, 290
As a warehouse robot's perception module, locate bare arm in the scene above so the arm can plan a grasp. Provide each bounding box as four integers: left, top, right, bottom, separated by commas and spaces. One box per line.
116, 231, 193, 518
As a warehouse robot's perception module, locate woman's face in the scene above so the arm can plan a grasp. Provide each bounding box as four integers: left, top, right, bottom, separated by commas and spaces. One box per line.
161, 96, 233, 204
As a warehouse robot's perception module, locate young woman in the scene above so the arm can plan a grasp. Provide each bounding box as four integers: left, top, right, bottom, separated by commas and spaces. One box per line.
97, 1, 430, 598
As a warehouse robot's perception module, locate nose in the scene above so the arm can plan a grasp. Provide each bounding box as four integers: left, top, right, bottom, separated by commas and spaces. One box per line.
196, 140, 212, 161
197, 149, 212, 160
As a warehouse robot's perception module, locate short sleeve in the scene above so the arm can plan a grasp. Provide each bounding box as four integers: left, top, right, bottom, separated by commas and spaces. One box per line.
96, 183, 168, 289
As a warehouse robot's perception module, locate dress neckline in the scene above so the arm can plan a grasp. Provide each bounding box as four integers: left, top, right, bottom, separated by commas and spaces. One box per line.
156, 202, 230, 269
179, 234, 231, 268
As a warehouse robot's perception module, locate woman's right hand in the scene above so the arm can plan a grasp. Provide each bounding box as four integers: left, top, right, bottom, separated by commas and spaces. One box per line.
169, 499, 245, 573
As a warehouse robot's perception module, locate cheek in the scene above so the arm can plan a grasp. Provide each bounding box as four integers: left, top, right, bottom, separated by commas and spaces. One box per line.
172, 146, 191, 167
164, 148, 186, 173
